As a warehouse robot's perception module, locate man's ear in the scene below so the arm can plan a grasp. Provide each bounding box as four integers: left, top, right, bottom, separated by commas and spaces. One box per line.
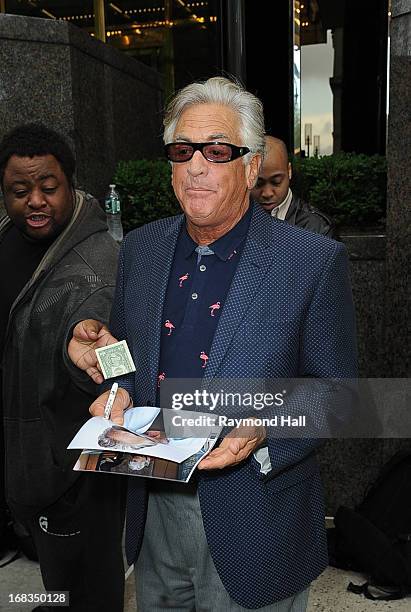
246, 154, 262, 190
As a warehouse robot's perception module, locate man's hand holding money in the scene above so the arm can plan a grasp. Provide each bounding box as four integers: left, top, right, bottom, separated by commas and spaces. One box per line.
68, 319, 118, 384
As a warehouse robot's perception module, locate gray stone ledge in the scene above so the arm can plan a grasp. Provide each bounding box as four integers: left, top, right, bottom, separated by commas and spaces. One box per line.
391, 0, 411, 19
340, 234, 386, 260
0, 14, 162, 90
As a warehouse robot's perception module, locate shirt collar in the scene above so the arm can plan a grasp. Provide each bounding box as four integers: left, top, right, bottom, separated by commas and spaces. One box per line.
270, 188, 293, 220
181, 205, 252, 261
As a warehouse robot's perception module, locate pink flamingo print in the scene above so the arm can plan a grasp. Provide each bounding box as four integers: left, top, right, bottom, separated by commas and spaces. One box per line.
209, 301, 221, 317
179, 273, 189, 288
164, 320, 175, 336
199, 351, 209, 368
158, 372, 166, 387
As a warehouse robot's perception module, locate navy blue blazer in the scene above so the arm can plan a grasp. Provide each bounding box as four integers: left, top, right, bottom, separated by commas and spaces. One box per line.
110, 203, 357, 608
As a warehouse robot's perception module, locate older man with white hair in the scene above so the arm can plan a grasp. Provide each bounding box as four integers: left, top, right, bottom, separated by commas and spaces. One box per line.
73, 77, 357, 611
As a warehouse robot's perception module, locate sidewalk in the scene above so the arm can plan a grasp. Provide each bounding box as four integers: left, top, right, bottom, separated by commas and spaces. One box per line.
1, 555, 410, 611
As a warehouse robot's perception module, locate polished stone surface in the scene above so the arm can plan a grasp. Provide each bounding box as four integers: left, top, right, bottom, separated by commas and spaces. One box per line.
385, 2, 410, 378
341, 235, 386, 377
0, 14, 163, 199
385, 61, 410, 376
390, 1, 411, 55
319, 438, 411, 514
319, 235, 385, 512
318, 230, 410, 512
319, 1, 411, 514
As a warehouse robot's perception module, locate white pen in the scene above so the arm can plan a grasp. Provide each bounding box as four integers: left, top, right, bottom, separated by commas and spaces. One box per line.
103, 382, 119, 420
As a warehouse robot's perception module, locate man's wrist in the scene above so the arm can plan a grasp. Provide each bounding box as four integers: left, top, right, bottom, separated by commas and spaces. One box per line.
245, 417, 267, 445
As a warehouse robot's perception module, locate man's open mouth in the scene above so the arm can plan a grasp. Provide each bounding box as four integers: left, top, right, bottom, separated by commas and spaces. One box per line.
26, 214, 51, 228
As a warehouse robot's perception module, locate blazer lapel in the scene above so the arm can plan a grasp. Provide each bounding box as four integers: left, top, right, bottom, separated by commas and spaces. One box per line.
204, 205, 275, 380
143, 216, 184, 397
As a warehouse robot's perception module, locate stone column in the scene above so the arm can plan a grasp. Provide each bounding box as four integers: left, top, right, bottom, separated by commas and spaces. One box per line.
385, 1, 411, 377
225, 0, 246, 83
320, 2, 411, 512
0, 14, 163, 199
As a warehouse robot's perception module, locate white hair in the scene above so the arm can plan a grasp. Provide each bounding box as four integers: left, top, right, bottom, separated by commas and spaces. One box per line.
163, 77, 265, 164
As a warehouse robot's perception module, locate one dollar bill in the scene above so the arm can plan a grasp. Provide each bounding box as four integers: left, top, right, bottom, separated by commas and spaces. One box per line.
95, 340, 136, 380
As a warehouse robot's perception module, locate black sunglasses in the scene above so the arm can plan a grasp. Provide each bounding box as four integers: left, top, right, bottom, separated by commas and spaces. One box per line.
165, 142, 250, 163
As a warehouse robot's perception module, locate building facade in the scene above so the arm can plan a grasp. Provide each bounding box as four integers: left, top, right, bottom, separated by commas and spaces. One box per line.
1, 0, 389, 155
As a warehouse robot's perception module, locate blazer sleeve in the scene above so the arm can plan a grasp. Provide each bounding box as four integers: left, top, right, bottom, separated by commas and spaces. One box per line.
261, 241, 358, 479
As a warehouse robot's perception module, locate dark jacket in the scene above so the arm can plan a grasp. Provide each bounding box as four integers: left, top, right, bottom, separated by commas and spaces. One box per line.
0, 191, 118, 517
286, 193, 336, 238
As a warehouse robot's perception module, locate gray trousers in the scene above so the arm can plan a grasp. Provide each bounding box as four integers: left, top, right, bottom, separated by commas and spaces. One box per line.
134, 482, 309, 612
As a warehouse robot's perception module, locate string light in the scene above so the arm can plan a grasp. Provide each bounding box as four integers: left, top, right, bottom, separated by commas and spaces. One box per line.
59, 3, 215, 31
41, 9, 56, 19
106, 29, 122, 37
125, 7, 164, 14
60, 2, 210, 20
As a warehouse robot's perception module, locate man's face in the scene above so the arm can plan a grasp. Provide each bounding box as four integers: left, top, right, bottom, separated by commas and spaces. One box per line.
171, 103, 260, 234
2, 154, 74, 241
109, 429, 146, 446
251, 149, 291, 213
109, 353, 122, 366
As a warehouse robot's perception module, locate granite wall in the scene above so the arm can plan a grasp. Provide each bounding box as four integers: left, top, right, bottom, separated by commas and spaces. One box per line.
385, 0, 410, 378
343, 235, 387, 378
319, 2, 411, 513
0, 14, 163, 199
318, 234, 393, 513
318, 232, 410, 514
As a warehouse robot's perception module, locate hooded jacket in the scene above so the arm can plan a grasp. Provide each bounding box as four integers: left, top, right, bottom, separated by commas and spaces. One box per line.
0, 191, 118, 517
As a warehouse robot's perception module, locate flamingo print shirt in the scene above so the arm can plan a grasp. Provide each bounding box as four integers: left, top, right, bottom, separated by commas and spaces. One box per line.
157, 207, 252, 389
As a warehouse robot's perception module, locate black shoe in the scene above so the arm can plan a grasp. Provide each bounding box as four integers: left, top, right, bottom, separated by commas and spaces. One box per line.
0, 519, 19, 567
1, 514, 39, 566
13, 519, 38, 561
0, 548, 20, 568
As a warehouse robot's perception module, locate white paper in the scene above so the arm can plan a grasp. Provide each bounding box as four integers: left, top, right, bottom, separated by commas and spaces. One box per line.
68, 407, 209, 463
